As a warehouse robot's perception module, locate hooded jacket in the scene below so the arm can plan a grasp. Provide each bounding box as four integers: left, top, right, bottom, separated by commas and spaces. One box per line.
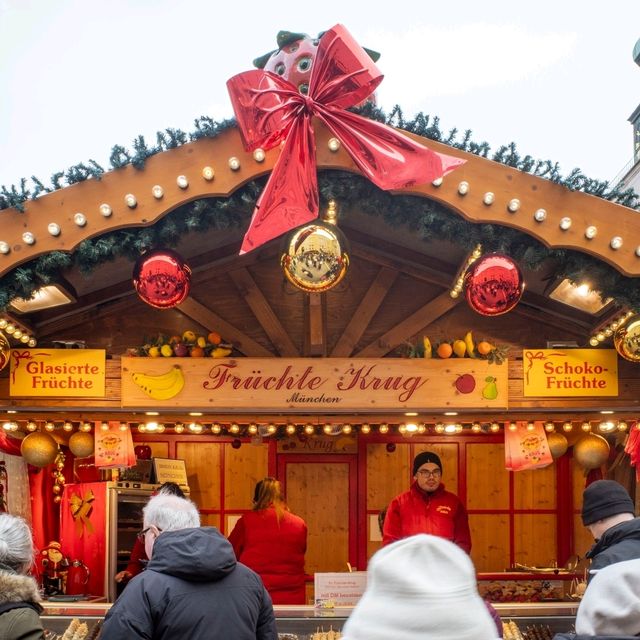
382, 482, 472, 552
585, 517, 640, 580
0, 571, 44, 640
101, 527, 277, 640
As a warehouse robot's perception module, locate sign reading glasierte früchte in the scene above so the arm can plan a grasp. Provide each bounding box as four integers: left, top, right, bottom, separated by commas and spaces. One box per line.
120, 357, 509, 411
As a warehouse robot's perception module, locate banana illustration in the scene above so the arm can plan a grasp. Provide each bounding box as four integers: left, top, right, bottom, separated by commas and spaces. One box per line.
422, 336, 432, 359
464, 331, 477, 358
132, 365, 185, 400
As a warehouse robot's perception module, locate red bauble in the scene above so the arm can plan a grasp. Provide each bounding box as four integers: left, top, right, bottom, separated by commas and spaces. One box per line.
134, 444, 152, 460
231, 438, 242, 449
464, 253, 524, 316
386, 442, 396, 453
133, 249, 191, 309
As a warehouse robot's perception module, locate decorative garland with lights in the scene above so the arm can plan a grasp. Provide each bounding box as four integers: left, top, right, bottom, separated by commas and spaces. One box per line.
0, 107, 639, 312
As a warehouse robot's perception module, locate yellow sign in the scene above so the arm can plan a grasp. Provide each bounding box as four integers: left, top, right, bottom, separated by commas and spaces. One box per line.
9, 349, 106, 397
522, 349, 618, 397
121, 357, 509, 411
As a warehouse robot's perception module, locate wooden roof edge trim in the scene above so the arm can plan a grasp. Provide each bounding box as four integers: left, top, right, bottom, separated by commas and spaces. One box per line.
0, 122, 638, 279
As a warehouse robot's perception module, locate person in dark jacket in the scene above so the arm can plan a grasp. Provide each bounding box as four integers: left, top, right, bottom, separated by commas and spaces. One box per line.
101, 493, 277, 640
0, 513, 44, 640
580, 480, 640, 583
552, 558, 640, 640
383, 451, 471, 552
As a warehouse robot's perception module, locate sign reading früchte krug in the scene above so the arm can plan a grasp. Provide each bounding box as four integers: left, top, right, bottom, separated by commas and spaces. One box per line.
522, 349, 618, 397
120, 357, 509, 411
10, 349, 106, 397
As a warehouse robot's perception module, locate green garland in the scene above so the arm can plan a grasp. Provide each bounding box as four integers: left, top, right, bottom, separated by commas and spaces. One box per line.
0, 107, 638, 312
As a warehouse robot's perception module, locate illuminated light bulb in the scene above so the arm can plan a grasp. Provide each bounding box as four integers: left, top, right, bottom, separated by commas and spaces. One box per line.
483, 192, 495, 205
20, 335, 30, 343
285, 424, 296, 435
490, 422, 500, 433
378, 424, 389, 434
599, 421, 615, 433
342, 424, 352, 434
471, 423, 482, 433
544, 422, 555, 432
581, 422, 591, 432
304, 424, 315, 435
559, 217, 572, 230
124, 194, 137, 208
618, 421, 628, 431
327, 138, 341, 152
48, 223, 61, 236
562, 422, 573, 432
137, 424, 146, 433
156, 424, 165, 433
188, 422, 203, 434
405, 423, 418, 433
323, 424, 333, 435
80, 422, 92, 433
0, 241, 10, 254
22, 232, 35, 245
457, 181, 469, 195
431, 177, 443, 187
211, 423, 222, 434
610, 236, 623, 250
5, 324, 15, 334
26, 421, 38, 432
508, 422, 518, 431
63, 421, 74, 432
229, 423, 240, 434
360, 424, 371, 434
526, 422, 535, 431
604, 328, 613, 337
228, 157, 241, 170
28, 339, 37, 347
450, 289, 459, 299
152, 185, 164, 199
143, 421, 158, 432
176, 175, 189, 189
119, 422, 129, 431
585, 226, 597, 240
589, 337, 599, 346
267, 424, 277, 435
99, 203, 112, 217
596, 332, 605, 342
0, 319, 6, 329
434, 423, 445, 434
248, 423, 258, 435
12, 329, 22, 339
202, 166, 215, 181
398, 423, 407, 434
253, 148, 266, 162
443, 424, 458, 434
174, 423, 185, 434
417, 424, 427, 434
73, 213, 87, 227
507, 198, 520, 213
534, 208, 547, 222
44, 422, 55, 432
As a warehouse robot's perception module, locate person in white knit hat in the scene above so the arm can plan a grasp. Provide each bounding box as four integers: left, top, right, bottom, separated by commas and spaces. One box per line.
341, 533, 499, 640
553, 558, 640, 639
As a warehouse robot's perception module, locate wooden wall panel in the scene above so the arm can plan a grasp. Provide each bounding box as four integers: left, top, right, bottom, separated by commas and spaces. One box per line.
286, 462, 350, 574
514, 514, 557, 567
366, 443, 409, 509
176, 442, 221, 509
469, 514, 510, 573
200, 513, 220, 529
573, 515, 594, 560
224, 442, 269, 510
514, 465, 556, 509
412, 443, 459, 495
467, 443, 509, 510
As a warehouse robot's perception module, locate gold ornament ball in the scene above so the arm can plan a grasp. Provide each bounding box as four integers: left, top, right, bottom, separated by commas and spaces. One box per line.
281, 221, 350, 293
573, 433, 610, 470
546, 431, 569, 459
53, 496, 62, 504
613, 315, 640, 363
0, 331, 9, 372
69, 431, 95, 458
20, 432, 59, 468
52, 484, 62, 495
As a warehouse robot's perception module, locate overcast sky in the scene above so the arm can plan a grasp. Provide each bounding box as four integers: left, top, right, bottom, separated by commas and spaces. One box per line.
1, 0, 638, 190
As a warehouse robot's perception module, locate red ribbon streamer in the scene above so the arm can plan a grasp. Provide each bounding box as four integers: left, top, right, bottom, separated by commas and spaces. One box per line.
227, 24, 465, 254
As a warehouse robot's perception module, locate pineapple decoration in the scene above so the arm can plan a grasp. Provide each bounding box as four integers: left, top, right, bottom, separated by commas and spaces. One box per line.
52, 451, 66, 504
281, 200, 350, 293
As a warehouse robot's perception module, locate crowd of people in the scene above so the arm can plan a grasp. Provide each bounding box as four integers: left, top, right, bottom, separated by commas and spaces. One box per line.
1, 453, 640, 639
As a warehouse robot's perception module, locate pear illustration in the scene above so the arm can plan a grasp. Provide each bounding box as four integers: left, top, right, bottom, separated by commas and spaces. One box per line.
482, 376, 498, 400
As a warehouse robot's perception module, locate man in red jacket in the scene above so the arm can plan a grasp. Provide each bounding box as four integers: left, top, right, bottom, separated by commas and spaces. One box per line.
382, 451, 471, 553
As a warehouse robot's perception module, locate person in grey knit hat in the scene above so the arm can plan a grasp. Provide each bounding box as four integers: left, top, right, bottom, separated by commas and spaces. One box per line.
580, 480, 640, 583
382, 451, 471, 552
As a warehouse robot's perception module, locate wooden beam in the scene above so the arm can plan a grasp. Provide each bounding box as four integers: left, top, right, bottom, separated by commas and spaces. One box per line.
331, 266, 399, 357
305, 293, 326, 356
229, 268, 299, 356
356, 291, 461, 357
178, 297, 273, 357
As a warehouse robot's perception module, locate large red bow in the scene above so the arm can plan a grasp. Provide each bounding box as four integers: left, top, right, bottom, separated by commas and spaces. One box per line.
227, 24, 465, 254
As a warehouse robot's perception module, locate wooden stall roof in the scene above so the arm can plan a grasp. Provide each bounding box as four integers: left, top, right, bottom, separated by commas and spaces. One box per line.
0, 119, 638, 421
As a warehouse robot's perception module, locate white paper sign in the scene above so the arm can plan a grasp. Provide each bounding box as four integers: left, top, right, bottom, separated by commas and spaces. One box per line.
314, 572, 367, 606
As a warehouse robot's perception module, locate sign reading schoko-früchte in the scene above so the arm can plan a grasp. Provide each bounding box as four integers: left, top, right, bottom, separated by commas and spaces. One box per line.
120, 357, 509, 411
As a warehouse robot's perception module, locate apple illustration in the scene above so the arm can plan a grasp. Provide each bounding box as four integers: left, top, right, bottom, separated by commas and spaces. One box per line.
455, 374, 476, 394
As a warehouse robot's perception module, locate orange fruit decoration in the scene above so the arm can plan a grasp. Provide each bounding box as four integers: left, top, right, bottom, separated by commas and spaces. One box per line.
207, 331, 222, 345
190, 346, 205, 357
436, 342, 453, 359
477, 341, 494, 356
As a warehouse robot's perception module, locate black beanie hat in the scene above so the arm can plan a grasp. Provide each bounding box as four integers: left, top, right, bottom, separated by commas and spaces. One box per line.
413, 451, 442, 476
582, 480, 635, 526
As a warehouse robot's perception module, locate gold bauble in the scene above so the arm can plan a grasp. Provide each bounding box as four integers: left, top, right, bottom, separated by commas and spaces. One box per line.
613, 315, 640, 363
281, 221, 350, 293
573, 433, 610, 470
69, 431, 95, 458
546, 432, 569, 459
0, 331, 9, 372
20, 432, 59, 468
